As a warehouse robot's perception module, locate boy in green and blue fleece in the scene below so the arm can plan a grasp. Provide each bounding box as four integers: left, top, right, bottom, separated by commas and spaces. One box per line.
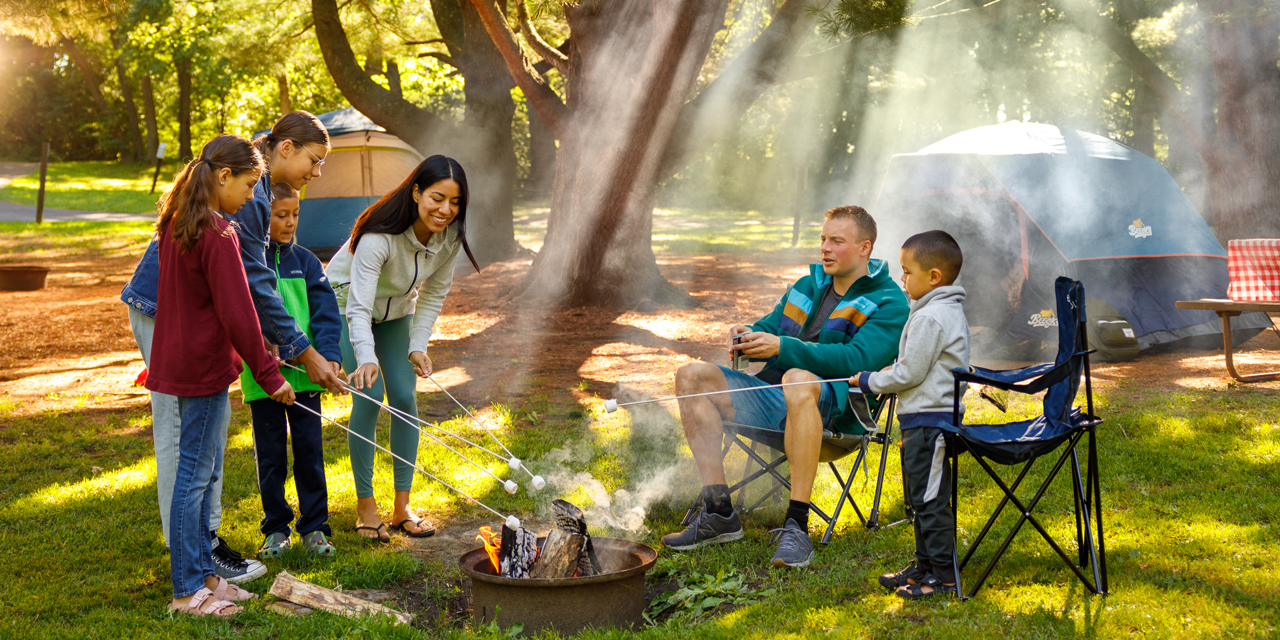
239, 183, 344, 558
662, 206, 909, 569
854, 230, 970, 599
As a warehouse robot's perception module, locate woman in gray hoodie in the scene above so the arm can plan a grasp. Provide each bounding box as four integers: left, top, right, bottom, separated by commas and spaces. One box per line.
325, 155, 480, 542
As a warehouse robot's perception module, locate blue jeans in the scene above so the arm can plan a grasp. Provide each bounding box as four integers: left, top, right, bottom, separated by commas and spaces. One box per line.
169, 390, 230, 598
718, 366, 839, 432
129, 308, 226, 544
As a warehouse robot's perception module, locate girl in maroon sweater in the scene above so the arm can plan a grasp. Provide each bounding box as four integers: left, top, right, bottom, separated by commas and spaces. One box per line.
146, 135, 295, 617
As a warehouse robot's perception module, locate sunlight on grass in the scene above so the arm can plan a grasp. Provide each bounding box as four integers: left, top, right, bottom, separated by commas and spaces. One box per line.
11, 458, 155, 510
0, 161, 166, 213
0, 220, 152, 262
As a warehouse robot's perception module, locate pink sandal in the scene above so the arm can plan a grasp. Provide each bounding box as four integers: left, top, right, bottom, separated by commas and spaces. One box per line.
170, 587, 241, 617
213, 576, 257, 602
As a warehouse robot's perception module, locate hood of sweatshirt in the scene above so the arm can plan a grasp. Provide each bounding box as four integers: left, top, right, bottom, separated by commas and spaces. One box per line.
910, 285, 966, 312
809, 258, 892, 295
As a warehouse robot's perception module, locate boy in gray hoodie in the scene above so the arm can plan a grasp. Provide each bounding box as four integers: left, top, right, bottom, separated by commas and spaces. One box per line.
852, 230, 969, 599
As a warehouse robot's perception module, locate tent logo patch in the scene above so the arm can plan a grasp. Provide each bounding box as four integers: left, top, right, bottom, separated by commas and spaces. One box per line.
1129, 218, 1153, 239
1028, 309, 1058, 329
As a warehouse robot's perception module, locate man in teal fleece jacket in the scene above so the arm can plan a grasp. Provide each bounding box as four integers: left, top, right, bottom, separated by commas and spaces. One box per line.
662, 206, 908, 569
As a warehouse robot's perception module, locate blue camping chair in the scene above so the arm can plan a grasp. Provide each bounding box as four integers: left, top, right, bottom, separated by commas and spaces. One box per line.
947, 276, 1108, 599
718, 393, 905, 545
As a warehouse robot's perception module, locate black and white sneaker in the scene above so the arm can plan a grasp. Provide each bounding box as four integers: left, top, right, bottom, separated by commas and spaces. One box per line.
661, 501, 744, 551
211, 532, 268, 584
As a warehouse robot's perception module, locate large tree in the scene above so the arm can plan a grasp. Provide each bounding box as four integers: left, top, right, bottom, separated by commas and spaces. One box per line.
469, 0, 833, 307
311, 0, 521, 263
1064, 0, 1280, 241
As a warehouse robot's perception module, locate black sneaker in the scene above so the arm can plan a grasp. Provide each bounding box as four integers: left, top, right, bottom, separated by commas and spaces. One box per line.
878, 562, 927, 590
211, 532, 267, 584
661, 501, 743, 551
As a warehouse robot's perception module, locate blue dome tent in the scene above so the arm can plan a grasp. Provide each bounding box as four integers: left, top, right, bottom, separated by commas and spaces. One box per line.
873, 122, 1268, 357
257, 107, 424, 259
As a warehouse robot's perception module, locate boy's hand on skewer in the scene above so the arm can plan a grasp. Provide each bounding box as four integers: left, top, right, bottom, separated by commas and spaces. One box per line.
263, 338, 280, 361
350, 363, 380, 390
327, 361, 346, 393
271, 381, 296, 405
409, 351, 432, 377
297, 347, 346, 394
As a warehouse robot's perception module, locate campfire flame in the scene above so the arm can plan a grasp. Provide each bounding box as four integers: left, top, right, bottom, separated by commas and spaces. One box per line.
477, 526, 501, 572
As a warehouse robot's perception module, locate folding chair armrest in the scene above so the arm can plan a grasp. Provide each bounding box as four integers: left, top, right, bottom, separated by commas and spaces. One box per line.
952, 358, 1078, 394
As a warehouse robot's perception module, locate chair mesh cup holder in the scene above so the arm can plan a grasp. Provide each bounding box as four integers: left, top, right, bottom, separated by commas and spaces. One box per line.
946, 276, 1109, 600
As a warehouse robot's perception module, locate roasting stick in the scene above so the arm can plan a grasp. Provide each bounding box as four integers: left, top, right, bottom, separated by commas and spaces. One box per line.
425, 374, 539, 483
280, 363, 523, 493
603, 378, 836, 413
290, 400, 520, 528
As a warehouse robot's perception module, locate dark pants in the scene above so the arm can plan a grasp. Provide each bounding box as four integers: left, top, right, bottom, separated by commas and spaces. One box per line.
250, 391, 331, 537
901, 426, 956, 583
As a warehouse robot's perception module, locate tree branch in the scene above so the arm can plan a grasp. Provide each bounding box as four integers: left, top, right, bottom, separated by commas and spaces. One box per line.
1055, 0, 1213, 159
466, 0, 569, 137
517, 0, 568, 74
311, 0, 448, 150
656, 0, 812, 180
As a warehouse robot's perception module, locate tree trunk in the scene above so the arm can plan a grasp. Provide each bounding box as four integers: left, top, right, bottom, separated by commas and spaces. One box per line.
177, 57, 192, 160
112, 46, 145, 162
527, 104, 556, 196
141, 75, 159, 163
311, 0, 520, 263
61, 36, 126, 157
1129, 75, 1156, 158
386, 59, 402, 99
516, 0, 726, 307
1201, 10, 1280, 241
278, 73, 292, 115
455, 0, 518, 262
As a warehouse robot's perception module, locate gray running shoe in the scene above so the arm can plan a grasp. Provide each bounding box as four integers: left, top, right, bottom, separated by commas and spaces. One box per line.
767, 518, 814, 569
211, 533, 268, 584
661, 502, 744, 551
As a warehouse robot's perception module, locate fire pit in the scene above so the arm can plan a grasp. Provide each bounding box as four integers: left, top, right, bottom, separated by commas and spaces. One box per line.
0, 266, 49, 291
459, 537, 658, 636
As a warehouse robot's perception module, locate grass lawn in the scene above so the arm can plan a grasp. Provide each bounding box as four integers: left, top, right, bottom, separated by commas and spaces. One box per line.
0, 161, 168, 214
1, 222, 1278, 638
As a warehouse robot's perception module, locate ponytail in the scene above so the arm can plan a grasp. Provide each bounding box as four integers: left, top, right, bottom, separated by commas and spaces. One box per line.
157, 135, 264, 252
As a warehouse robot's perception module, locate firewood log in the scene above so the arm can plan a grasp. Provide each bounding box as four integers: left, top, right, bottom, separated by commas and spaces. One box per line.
268, 570, 413, 625
530, 528, 584, 579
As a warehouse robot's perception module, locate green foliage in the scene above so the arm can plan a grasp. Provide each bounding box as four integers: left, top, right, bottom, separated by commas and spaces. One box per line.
646, 565, 777, 624
816, 0, 914, 39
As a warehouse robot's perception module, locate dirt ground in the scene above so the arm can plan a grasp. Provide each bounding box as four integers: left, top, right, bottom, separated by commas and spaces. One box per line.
4, 248, 1280, 422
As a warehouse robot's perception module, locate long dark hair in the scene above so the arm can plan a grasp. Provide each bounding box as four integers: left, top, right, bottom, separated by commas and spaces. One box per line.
348, 155, 480, 272
156, 135, 263, 252
252, 110, 330, 158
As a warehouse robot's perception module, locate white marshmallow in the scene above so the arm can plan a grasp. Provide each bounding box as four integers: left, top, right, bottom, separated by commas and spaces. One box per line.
531, 475, 547, 491
508, 457, 522, 470
504, 479, 518, 494
505, 515, 521, 530
604, 399, 618, 413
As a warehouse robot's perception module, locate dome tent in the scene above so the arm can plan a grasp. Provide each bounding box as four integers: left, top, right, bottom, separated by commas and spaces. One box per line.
873, 121, 1268, 358
258, 107, 424, 259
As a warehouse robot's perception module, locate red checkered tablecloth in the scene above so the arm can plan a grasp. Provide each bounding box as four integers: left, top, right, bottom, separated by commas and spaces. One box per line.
1228, 239, 1280, 301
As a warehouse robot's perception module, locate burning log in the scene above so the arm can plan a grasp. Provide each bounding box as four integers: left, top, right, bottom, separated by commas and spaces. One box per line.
530, 528, 584, 579
551, 499, 602, 577
499, 522, 539, 579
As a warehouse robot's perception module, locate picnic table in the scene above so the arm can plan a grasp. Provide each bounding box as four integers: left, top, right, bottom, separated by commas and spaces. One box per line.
1174, 299, 1280, 382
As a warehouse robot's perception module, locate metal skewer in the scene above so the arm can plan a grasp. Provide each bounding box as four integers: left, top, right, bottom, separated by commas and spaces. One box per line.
290, 399, 519, 528
426, 374, 543, 487
603, 377, 840, 413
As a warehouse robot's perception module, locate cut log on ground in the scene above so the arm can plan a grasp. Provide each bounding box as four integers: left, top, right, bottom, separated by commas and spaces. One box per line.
269, 570, 414, 625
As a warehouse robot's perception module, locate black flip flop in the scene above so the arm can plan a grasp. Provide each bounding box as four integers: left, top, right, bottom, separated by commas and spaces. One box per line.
354, 523, 390, 544
390, 517, 436, 538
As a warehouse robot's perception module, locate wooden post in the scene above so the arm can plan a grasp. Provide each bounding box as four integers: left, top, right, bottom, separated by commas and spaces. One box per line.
150, 142, 167, 194
36, 141, 49, 224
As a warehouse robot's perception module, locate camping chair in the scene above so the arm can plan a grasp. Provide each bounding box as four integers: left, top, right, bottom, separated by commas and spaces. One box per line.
717, 393, 904, 545
946, 276, 1108, 599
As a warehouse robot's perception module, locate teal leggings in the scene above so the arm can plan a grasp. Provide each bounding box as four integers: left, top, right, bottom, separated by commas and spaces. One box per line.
340, 315, 419, 498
